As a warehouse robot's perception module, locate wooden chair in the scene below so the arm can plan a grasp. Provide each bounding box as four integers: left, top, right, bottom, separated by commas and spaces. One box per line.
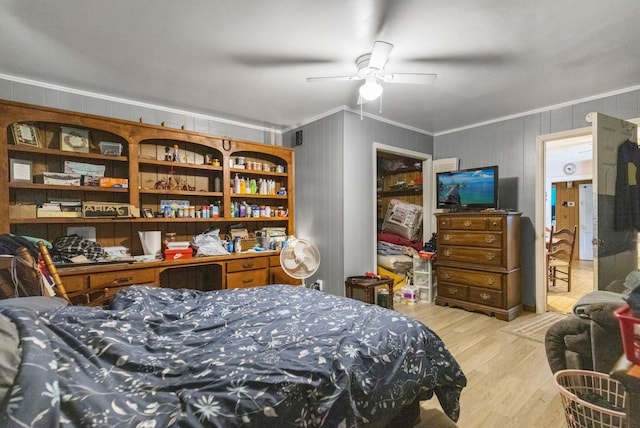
37, 241, 71, 304
546, 225, 577, 292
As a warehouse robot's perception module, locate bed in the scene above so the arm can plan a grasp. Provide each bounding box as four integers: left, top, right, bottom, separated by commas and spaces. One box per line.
0, 284, 466, 427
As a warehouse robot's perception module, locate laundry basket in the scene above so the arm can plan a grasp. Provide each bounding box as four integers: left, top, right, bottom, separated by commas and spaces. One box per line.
554, 369, 627, 428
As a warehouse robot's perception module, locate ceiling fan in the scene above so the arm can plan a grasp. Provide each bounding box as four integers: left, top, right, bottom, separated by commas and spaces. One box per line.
306, 41, 437, 103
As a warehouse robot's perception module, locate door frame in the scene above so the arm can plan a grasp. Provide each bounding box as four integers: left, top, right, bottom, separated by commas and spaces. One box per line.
372, 143, 432, 270
535, 127, 591, 313
535, 117, 640, 312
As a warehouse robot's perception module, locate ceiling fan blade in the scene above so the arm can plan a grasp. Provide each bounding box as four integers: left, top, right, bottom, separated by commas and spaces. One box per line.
369, 41, 393, 70
382, 73, 437, 85
307, 75, 362, 83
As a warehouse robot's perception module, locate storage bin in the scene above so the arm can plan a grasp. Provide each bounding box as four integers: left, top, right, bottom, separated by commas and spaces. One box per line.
554, 369, 626, 428
614, 304, 640, 364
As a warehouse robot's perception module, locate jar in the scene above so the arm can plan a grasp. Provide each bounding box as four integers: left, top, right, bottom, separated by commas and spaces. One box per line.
377, 289, 390, 308
236, 156, 245, 166
212, 158, 220, 167
276, 165, 284, 173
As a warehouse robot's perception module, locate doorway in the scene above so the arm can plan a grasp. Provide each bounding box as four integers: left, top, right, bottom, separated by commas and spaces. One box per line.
544, 134, 594, 313
372, 143, 432, 280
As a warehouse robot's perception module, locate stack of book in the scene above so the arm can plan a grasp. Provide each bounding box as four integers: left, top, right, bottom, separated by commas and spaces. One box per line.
37, 200, 82, 218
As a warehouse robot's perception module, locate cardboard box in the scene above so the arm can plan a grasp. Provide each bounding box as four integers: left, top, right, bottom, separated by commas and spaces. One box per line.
99, 177, 129, 188
9, 204, 37, 219
82, 201, 131, 218
164, 248, 193, 260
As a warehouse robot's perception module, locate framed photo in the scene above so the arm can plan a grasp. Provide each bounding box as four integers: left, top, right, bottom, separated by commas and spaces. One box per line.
60, 126, 90, 153
9, 158, 33, 182
11, 123, 41, 147
143, 208, 154, 218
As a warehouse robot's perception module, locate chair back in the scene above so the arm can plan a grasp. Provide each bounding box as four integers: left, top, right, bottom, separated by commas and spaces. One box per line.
548, 226, 577, 262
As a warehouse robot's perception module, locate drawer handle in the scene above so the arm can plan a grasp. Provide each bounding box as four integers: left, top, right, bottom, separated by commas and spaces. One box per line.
242, 263, 254, 269
448, 288, 458, 295
479, 292, 491, 301
112, 276, 133, 285
486, 278, 495, 286
484, 235, 496, 244
242, 278, 254, 284
463, 220, 472, 227
492, 222, 498, 227
443, 234, 452, 241
484, 253, 496, 260
444, 272, 452, 279
443, 249, 452, 257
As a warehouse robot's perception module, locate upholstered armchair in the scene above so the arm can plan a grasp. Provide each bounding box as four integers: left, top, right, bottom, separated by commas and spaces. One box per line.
545, 297, 624, 374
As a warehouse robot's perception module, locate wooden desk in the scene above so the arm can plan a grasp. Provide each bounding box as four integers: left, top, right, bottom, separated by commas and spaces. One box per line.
611, 356, 640, 428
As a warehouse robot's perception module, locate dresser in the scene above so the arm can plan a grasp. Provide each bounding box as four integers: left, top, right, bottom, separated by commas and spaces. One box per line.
435, 212, 522, 321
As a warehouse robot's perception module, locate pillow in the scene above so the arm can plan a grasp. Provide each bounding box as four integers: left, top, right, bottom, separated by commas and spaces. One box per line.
377, 232, 423, 251
381, 199, 423, 241
0, 296, 69, 311
0, 314, 20, 407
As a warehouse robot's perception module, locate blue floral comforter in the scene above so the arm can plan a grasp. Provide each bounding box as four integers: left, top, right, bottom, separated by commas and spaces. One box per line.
1, 285, 466, 427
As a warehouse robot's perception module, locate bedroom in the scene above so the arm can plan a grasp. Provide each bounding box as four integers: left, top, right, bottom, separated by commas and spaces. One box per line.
2, 1, 640, 426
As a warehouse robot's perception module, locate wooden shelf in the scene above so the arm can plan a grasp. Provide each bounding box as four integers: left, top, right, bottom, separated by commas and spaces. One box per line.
9, 182, 129, 192
8, 144, 128, 162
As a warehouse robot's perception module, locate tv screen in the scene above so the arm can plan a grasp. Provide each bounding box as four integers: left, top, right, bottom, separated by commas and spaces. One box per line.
436, 165, 499, 210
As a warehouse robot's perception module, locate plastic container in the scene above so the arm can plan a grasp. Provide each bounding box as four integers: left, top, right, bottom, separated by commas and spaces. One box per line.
614, 304, 640, 364
554, 369, 626, 428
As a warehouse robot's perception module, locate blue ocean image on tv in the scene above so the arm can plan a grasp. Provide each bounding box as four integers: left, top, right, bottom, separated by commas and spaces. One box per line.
438, 168, 495, 206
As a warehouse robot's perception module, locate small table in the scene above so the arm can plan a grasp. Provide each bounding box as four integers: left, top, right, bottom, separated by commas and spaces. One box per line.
345, 276, 394, 310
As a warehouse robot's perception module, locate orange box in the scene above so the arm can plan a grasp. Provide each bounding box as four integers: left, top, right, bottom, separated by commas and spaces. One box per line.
99, 177, 129, 188
164, 248, 193, 260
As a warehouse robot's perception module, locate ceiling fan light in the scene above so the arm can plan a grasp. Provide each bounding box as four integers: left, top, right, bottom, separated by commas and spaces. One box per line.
359, 78, 383, 101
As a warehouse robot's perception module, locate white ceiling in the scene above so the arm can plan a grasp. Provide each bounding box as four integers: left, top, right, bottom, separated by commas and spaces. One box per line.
2, 0, 640, 135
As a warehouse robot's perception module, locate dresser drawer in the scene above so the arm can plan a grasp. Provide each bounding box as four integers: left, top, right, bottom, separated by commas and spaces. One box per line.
227, 270, 269, 288
60, 274, 90, 293
469, 287, 503, 308
90, 269, 157, 289
438, 266, 503, 290
439, 246, 503, 267
438, 282, 468, 300
227, 257, 268, 273
450, 217, 489, 230
439, 231, 502, 248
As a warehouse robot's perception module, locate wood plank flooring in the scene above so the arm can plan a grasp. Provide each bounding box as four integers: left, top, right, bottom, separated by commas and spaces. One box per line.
395, 303, 567, 427
547, 259, 593, 313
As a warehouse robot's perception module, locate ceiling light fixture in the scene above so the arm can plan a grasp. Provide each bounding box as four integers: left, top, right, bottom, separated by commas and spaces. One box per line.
359, 75, 383, 101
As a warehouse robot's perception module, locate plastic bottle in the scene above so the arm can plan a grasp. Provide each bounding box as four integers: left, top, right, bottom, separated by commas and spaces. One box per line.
233, 174, 241, 194
214, 176, 221, 192
240, 177, 246, 194
249, 179, 257, 195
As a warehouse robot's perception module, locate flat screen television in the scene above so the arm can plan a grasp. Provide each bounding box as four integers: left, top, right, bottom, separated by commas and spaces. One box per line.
436, 165, 499, 210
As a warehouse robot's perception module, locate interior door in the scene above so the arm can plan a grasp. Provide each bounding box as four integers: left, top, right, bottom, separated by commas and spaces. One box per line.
587, 112, 638, 289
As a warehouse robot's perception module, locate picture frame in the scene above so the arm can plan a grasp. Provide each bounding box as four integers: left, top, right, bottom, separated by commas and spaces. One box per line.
143, 208, 154, 218
60, 126, 90, 153
9, 158, 33, 182
11, 123, 41, 147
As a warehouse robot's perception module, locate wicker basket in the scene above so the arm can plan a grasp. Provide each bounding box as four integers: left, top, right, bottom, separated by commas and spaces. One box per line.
554, 369, 627, 428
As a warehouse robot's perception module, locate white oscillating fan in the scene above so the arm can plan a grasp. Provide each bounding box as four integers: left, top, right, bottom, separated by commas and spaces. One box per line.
279, 238, 321, 288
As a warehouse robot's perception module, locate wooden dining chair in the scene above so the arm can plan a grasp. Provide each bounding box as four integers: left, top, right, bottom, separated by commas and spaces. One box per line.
546, 225, 577, 292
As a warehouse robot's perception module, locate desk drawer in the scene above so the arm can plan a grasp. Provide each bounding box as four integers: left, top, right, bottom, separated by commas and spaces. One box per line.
227, 257, 268, 273
227, 270, 268, 288
90, 269, 156, 289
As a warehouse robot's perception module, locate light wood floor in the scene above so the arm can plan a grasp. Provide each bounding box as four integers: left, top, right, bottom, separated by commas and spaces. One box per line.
395, 303, 567, 427
547, 259, 593, 313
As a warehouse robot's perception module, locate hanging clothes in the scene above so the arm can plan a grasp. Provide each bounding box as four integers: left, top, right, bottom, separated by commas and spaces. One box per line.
615, 140, 640, 230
